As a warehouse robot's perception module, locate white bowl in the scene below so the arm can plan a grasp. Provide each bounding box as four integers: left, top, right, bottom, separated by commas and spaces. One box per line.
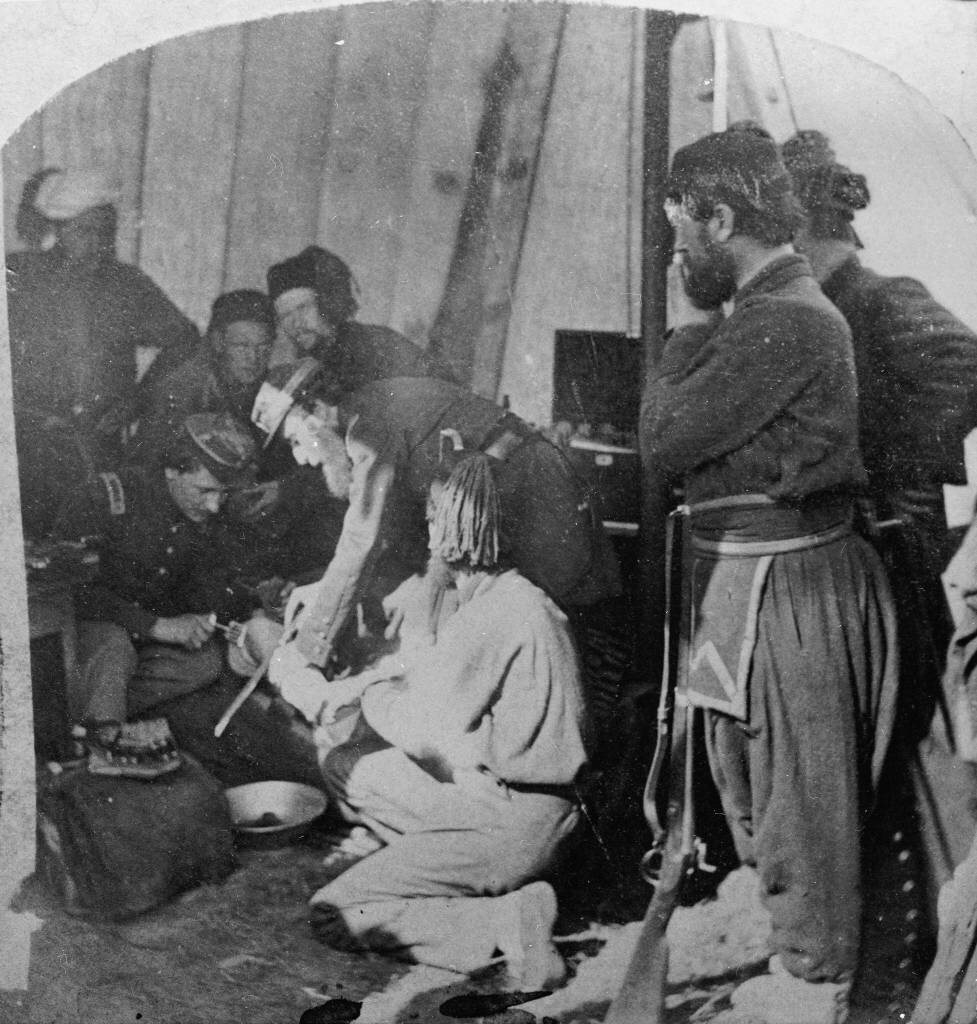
225, 781, 328, 839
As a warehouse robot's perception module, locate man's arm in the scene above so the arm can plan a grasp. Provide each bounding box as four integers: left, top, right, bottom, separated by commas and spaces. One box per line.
292, 416, 399, 668
641, 303, 835, 477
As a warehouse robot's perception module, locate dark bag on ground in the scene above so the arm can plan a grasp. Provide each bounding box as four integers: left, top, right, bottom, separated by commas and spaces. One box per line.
36, 754, 236, 919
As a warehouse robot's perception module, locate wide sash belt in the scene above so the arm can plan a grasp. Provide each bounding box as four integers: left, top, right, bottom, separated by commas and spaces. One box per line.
691, 520, 852, 558
680, 493, 854, 722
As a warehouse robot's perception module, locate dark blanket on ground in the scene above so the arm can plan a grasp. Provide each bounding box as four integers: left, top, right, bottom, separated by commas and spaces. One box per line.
152, 672, 323, 791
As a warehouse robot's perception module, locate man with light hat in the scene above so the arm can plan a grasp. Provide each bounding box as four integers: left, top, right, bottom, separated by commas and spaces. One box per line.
266, 244, 456, 387
6, 166, 199, 467
57, 412, 261, 763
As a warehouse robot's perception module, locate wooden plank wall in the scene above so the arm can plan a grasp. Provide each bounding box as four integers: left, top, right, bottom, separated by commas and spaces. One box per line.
2, 2, 642, 423
499, 4, 644, 425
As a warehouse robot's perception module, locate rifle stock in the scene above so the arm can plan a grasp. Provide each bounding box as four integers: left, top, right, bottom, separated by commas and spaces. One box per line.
605, 507, 695, 1024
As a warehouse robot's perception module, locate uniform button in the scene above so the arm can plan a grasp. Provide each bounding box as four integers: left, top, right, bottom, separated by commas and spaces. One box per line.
165, 546, 174, 555
158, 567, 168, 576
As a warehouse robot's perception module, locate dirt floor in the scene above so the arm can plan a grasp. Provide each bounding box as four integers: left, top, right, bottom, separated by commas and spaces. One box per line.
0, 818, 921, 1024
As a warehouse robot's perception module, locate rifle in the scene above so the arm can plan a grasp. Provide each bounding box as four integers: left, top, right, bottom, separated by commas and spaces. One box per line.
605, 505, 711, 1024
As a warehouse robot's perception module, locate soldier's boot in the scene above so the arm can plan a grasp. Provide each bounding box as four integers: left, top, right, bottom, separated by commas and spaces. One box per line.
76, 718, 183, 780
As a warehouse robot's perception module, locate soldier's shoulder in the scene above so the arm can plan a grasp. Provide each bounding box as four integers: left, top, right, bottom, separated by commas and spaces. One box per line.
88, 466, 158, 518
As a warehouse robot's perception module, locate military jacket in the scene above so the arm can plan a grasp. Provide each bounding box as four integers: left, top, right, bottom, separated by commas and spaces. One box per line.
60, 466, 251, 638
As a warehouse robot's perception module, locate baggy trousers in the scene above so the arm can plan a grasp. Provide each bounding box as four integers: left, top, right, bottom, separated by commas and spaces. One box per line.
74, 621, 222, 722
310, 725, 579, 972
701, 533, 898, 983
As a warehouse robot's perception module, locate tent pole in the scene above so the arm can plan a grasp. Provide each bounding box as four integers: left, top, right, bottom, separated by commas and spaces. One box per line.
635, 10, 679, 686
0, 160, 39, 994
640, 8, 678, 367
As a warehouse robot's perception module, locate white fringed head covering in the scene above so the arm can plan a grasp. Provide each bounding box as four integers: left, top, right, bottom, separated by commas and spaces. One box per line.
33, 169, 122, 221
428, 453, 502, 571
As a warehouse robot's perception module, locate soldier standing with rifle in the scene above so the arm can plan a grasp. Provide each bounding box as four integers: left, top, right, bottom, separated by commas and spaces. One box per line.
613, 127, 899, 1024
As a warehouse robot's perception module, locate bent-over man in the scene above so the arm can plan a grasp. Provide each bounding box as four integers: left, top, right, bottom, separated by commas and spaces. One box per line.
250, 366, 626, 747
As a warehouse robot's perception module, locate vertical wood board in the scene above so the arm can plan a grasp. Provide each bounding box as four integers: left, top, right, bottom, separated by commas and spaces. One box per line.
432, 3, 565, 392
499, 4, 639, 425
315, 2, 437, 326
385, 2, 509, 347
0, 183, 37, 937
223, 10, 344, 293
140, 25, 246, 328
724, 24, 797, 142
669, 19, 715, 156
467, 3, 566, 399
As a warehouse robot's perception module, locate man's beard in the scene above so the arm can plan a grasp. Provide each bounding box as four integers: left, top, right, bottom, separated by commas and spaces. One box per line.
680, 238, 738, 309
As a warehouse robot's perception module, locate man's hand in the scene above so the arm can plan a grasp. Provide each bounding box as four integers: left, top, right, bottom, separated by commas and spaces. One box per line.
149, 613, 216, 650
231, 480, 282, 522
268, 640, 330, 722
268, 640, 311, 689
666, 258, 723, 332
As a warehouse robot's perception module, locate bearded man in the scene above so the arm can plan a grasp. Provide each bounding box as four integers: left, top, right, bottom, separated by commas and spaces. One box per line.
266, 245, 456, 387
639, 127, 899, 1022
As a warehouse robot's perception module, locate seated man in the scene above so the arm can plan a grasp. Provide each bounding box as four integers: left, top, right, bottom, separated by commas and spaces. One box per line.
303, 454, 586, 988
137, 290, 346, 588
266, 245, 457, 386
135, 289, 277, 457
6, 167, 199, 456
58, 412, 258, 766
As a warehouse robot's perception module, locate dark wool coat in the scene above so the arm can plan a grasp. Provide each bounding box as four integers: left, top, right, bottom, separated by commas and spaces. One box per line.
62, 467, 252, 637
822, 253, 977, 496
641, 253, 866, 505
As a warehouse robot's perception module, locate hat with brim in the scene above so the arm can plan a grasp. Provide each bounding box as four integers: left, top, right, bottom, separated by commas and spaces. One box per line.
183, 412, 256, 485
251, 357, 322, 447
208, 289, 276, 336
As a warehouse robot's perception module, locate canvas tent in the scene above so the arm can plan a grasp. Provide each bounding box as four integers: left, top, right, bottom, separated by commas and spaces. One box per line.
2, 0, 977, 1002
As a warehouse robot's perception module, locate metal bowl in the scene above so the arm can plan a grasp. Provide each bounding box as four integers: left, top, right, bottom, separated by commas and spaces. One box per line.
225, 781, 328, 845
